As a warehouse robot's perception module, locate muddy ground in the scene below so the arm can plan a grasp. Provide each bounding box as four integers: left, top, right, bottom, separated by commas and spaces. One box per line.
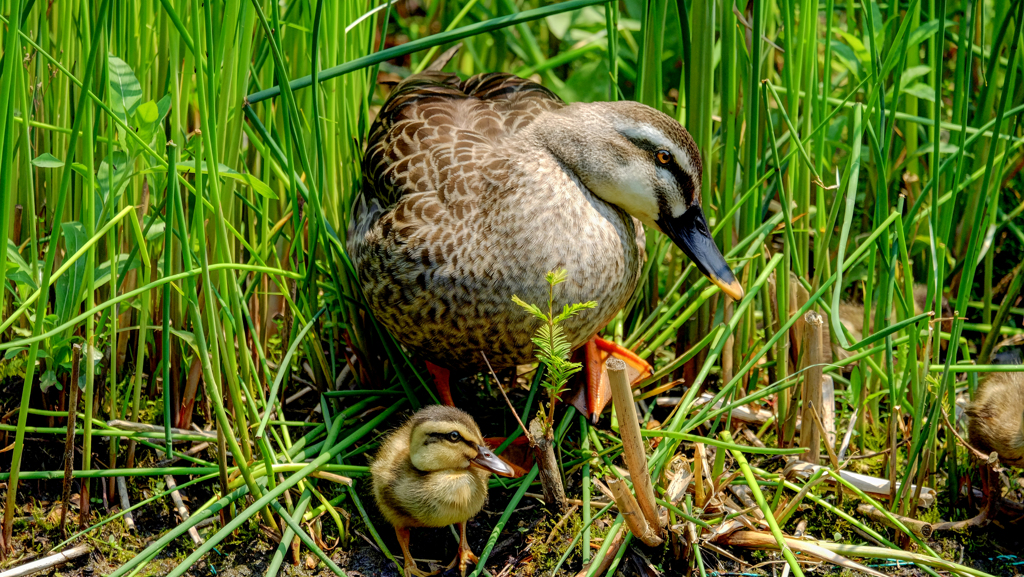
1, 376, 1023, 577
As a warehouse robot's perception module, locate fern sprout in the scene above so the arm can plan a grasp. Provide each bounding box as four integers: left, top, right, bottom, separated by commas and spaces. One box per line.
512, 270, 597, 434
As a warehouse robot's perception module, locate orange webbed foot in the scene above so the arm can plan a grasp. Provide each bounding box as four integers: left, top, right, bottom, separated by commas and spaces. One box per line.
569, 336, 653, 423
446, 522, 480, 577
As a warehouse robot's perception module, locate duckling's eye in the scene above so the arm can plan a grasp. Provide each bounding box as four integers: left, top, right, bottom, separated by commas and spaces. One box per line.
656, 150, 672, 165
447, 431, 462, 443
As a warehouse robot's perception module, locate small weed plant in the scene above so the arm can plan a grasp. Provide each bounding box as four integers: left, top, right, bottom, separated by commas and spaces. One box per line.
513, 270, 596, 435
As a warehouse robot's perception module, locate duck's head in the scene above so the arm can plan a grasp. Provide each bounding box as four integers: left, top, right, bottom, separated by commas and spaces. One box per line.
407, 405, 515, 477
535, 100, 743, 300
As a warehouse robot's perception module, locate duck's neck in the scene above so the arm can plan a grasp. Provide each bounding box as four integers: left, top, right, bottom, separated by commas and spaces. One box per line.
516, 102, 661, 229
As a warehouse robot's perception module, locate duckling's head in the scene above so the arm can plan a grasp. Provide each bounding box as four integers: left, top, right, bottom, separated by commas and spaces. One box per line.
407, 406, 515, 476
534, 100, 742, 300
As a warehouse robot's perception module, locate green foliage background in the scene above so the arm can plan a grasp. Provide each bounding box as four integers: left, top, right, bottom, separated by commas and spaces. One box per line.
1, 0, 1023, 573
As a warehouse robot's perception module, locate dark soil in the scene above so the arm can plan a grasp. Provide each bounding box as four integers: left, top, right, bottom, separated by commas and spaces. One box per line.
2, 375, 1023, 577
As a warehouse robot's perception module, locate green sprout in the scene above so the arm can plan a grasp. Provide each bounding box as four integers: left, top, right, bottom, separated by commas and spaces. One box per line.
512, 270, 597, 433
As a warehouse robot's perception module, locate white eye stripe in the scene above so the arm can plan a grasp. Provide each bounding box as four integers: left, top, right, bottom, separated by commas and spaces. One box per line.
616, 124, 693, 174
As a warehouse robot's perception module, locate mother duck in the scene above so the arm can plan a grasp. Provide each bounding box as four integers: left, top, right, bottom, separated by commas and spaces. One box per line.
348, 48, 742, 420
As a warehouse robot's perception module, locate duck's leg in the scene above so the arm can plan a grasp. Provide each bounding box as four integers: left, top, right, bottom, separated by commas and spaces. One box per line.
396, 526, 438, 577
425, 361, 455, 406
583, 336, 653, 423
445, 521, 479, 577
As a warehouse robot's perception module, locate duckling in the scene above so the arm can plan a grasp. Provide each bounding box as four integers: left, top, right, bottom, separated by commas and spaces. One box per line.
967, 370, 1024, 468
371, 405, 515, 577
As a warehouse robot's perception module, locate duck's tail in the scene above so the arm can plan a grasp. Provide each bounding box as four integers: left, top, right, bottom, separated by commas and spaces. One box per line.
425, 43, 462, 72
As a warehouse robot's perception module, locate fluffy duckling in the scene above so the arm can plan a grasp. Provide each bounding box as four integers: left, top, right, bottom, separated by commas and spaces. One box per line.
967, 370, 1024, 468
371, 405, 514, 577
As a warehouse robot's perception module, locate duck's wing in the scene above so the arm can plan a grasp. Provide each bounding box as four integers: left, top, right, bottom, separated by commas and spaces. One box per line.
360, 72, 564, 211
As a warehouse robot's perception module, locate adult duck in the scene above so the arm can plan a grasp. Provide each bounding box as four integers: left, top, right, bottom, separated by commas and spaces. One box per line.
348, 48, 742, 420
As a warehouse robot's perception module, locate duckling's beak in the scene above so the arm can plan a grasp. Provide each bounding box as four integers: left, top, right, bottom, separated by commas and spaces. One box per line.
658, 206, 744, 301
470, 444, 516, 477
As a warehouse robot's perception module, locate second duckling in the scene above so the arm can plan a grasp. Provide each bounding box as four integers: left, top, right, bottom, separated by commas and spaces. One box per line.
967, 370, 1024, 468
371, 405, 514, 577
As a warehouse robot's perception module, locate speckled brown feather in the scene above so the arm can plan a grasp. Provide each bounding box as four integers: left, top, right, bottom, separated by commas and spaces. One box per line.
348, 71, 649, 371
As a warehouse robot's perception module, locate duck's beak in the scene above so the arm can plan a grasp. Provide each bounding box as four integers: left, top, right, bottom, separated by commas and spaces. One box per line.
471, 444, 515, 477
658, 206, 744, 301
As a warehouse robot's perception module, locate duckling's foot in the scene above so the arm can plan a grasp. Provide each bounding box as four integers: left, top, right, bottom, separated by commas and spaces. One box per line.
445, 522, 480, 577
582, 337, 653, 423
396, 527, 439, 577
404, 563, 439, 577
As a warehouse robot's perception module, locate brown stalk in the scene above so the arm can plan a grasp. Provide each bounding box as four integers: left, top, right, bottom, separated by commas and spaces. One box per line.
167, 475, 202, 545
607, 478, 664, 547
717, 530, 886, 577
572, 525, 626, 577
524, 493, 613, 509
480, 352, 532, 445
0, 544, 91, 577
808, 405, 839, 470
693, 442, 708, 508
108, 419, 218, 441
529, 417, 567, 512
798, 311, 824, 464
607, 358, 663, 534
116, 477, 136, 532
59, 345, 81, 539
856, 504, 933, 538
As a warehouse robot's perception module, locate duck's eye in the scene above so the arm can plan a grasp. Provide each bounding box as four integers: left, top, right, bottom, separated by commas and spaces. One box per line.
656, 150, 672, 165
447, 431, 462, 442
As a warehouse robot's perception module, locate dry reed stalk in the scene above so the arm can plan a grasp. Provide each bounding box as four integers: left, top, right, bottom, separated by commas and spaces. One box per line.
108, 419, 218, 441
0, 545, 91, 577
607, 358, 663, 534
785, 460, 936, 508
607, 479, 664, 547
821, 375, 836, 447
166, 475, 202, 545
799, 311, 824, 463
116, 476, 135, 531
856, 504, 933, 538
524, 493, 612, 508
717, 530, 886, 577
572, 525, 626, 577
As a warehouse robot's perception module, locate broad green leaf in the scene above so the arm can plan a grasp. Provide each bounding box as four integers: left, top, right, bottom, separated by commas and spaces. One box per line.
132, 94, 172, 152
171, 327, 199, 354
175, 160, 278, 199
6, 239, 31, 275
830, 40, 863, 78
5, 240, 36, 291
908, 18, 957, 47
40, 369, 59, 393
31, 153, 64, 168
144, 218, 166, 241
899, 65, 933, 88
4, 347, 28, 360
135, 100, 159, 126
837, 32, 870, 66
54, 222, 88, 325
903, 82, 936, 102
108, 54, 143, 124
155, 94, 172, 124
97, 151, 130, 196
